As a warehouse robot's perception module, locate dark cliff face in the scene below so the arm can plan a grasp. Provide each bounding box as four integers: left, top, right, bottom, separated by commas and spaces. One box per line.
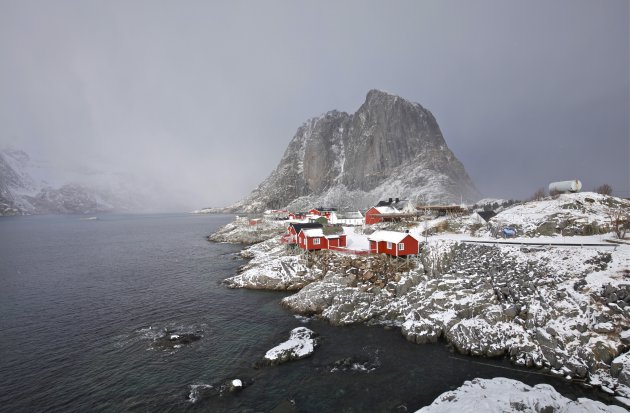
342, 90, 446, 191
232, 90, 481, 212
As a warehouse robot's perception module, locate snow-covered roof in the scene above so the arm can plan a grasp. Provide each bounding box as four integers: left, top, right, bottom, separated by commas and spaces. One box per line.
301, 228, 343, 239
301, 228, 324, 237
371, 206, 399, 214
337, 211, 363, 219
368, 230, 418, 243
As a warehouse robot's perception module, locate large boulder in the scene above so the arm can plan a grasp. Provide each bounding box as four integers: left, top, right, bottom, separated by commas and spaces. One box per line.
611, 352, 630, 387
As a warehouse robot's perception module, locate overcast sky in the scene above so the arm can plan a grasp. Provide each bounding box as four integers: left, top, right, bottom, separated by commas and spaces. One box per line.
1, 0, 628, 210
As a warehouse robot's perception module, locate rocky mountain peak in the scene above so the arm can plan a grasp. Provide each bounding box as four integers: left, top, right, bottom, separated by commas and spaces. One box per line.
229, 90, 480, 212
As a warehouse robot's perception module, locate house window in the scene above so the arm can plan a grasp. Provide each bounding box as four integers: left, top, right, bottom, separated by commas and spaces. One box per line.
313, 238, 320, 245
387, 242, 392, 249
398, 243, 404, 251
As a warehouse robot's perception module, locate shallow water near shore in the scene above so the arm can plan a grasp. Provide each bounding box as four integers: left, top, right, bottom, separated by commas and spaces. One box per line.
0, 213, 617, 412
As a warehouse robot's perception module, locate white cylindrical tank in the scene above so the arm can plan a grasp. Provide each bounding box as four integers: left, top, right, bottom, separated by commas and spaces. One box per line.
549, 180, 582, 193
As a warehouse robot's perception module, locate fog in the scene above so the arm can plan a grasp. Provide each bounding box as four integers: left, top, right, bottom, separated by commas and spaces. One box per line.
1, 0, 628, 211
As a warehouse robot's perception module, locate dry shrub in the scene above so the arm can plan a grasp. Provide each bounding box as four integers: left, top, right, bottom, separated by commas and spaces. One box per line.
529, 188, 546, 201
595, 184, 613, 195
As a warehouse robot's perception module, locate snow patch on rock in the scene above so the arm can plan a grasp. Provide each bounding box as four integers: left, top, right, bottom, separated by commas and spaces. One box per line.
263, 327, 318, 364
415, 377, 627, 412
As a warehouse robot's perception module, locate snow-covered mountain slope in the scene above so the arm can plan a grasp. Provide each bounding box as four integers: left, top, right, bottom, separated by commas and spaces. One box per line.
0, 149, 143, 216
229, 90, 481, 212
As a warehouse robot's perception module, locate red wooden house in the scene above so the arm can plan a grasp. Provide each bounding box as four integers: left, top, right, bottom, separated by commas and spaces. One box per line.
298, 228, 327, 251
326, 233, 347, 248
364, 206, 399, 225
286, 222, 323, 244
308, 207, 337, 220
297, 228, 347, 251
367, 230, 420, 257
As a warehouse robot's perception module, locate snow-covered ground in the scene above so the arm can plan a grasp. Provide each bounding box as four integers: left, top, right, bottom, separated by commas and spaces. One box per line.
224, 237, 316, 290
215, 193, 630, 404
415, 377, 628, 412
483, 193, 628, 237
343, 226, 370, 250
207, 216, 287, 244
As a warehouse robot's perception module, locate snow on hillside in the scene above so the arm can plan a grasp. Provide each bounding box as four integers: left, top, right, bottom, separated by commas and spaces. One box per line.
488, 193, 629, 237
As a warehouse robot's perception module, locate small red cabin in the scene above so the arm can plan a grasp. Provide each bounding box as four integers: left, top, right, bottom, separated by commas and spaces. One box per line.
365, 206, 398, 225
327, 233, 347, 248
308, 207, 336, 219
297, 228, 347, 251
368, 230, 420, 257
298, 228, 327, 251
287, 222, 323, 244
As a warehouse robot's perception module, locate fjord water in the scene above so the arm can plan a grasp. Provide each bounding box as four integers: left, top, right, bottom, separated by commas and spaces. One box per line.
0, 214, 609, 412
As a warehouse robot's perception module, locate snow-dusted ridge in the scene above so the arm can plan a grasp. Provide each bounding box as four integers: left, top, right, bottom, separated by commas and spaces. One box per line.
0, 148, 151, 215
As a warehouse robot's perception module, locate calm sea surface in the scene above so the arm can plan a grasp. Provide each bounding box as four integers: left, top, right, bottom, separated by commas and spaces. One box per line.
0, 214, 616, 412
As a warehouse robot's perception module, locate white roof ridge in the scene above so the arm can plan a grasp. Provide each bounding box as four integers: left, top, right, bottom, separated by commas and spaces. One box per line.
368, 230, 418, 243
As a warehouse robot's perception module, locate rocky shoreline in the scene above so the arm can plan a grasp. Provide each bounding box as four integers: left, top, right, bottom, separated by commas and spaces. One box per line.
212, 211, 630, 409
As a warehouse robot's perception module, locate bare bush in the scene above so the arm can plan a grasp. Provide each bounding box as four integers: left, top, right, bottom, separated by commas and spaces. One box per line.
595, 184, 613, 195
528, 188, 546, 201
607, 207, 630, 239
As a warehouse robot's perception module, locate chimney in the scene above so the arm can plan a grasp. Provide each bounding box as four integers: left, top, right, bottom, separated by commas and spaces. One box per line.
388, 197, 393, 203
395, 197, 399, 203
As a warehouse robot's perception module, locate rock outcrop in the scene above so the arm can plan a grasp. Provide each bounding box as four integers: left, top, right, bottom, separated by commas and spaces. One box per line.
415, 377, 628, 413
228, 90, 480, 212
208, 216, 287, 245
261, 327, 319, 365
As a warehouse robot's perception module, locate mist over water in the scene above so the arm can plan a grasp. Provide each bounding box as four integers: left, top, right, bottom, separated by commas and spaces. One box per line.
0, 213, 616, 412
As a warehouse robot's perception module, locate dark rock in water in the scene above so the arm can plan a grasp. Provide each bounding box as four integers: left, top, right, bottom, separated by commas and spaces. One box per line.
328, 355, 379, 373
187, 378, 252, 403
152, 330, 203, 349
257, 327, 319, 367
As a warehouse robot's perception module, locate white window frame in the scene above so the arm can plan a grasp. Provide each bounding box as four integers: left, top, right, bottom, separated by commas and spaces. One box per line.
398, 243, 405, 251
313, 238, 321, 245
386, 242, 392, 249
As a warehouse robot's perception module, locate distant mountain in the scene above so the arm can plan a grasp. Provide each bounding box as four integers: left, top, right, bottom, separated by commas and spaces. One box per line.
228, 89, 480, 213
0, 149, 141, 216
